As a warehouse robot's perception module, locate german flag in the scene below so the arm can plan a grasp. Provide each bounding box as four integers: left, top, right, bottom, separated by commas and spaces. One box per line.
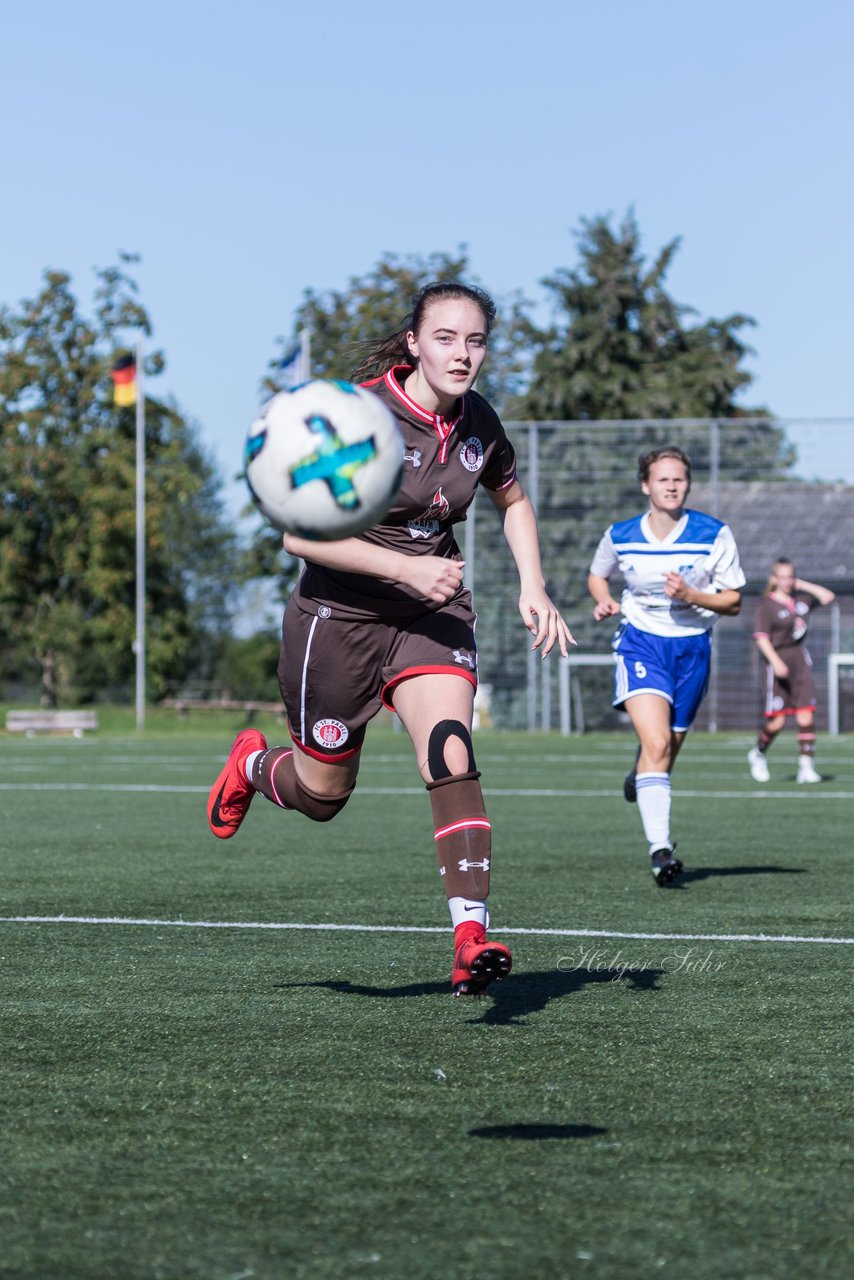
111, 353, 137, 407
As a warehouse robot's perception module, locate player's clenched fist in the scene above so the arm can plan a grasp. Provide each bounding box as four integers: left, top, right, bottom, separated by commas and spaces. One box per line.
401, 555, 466, 604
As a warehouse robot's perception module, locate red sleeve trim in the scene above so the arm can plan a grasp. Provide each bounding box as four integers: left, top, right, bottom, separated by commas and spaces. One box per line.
483, 471, 518, 493
382, 665, 477, 710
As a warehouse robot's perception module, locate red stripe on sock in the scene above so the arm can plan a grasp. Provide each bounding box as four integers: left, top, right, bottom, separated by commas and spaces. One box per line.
434, 818, 491, 841
268, 750, 293, 808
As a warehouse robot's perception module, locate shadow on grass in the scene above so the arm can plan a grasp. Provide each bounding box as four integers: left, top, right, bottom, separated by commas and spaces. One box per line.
469, 1122, 607, 1141
776, 774, 835, 785
276, 978, 449, 998
277, 965, 664, 1026
678, 864, 807, 885
465, 965, 664, 1026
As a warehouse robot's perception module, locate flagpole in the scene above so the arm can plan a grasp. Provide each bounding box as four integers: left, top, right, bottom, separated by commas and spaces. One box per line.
134, 340, 146, 731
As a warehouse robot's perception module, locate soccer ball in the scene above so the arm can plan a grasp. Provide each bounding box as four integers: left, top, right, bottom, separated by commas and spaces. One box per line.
244, 380, 405, 540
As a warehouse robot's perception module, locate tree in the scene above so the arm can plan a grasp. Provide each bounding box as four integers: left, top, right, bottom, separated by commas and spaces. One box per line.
479, 214, 794, 726
0, 259, 237, 705
511, 211, 767, 421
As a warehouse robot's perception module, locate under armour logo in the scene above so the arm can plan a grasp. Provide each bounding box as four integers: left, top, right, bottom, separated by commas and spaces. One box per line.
404, 448, 422, 468
453, 649, 475, 668
458, 858, 490, 872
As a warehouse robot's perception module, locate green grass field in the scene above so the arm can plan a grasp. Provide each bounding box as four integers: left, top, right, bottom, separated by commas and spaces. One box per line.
0, 717, 851, 1280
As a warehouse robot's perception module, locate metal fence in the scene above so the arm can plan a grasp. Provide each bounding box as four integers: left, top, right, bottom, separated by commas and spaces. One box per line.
464, 418, 854, 733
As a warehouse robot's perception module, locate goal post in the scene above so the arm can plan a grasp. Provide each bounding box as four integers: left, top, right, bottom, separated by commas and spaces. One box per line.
827, 653, 854, 735
558, 654, 615, 735
547, 652, 854, 736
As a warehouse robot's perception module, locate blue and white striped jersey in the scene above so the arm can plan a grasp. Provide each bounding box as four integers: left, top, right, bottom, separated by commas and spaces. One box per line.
589, 508, 745, 637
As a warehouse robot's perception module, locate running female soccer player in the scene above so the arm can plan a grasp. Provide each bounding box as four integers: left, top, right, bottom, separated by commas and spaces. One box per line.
587, 447, 745, 885
208, 281, 574, 992
747, 558, 835, 784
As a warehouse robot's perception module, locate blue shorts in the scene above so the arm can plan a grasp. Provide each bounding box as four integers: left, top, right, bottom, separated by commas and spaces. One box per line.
612, 622, 711, 732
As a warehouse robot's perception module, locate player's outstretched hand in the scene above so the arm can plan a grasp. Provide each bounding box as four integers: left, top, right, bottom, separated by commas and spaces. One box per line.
592, 598, 621, 622
519, 588, 576, 658
401, 555, 466, 604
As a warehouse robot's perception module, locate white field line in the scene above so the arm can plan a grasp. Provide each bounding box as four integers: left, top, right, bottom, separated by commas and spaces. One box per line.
5, 751, 854, 768
6, 762, 854, 785
1, 782, 852, 800
0, 915, 850, 945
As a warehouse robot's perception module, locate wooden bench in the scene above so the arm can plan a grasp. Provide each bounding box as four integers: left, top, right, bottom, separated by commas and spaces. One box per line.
161, 698, 285, 719
6, 709, 99, 737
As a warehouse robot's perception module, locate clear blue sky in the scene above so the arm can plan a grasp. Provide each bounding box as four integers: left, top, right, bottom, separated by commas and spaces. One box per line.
2, 0, 852, 512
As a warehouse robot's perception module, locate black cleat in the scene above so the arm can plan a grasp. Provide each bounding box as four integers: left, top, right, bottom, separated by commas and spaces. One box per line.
650, 846, 684, 887
623, 746, 641, 802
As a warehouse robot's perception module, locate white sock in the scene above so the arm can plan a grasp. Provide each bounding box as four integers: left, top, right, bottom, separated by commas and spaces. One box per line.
635, 772, 672, 852
243, 750, 263, 784
448, 896, 488, 930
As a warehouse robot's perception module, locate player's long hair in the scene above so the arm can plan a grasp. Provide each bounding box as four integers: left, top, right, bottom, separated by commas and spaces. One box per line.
765, 558, 794, 596
350, 282, 496, 383
637, 446, 692, 488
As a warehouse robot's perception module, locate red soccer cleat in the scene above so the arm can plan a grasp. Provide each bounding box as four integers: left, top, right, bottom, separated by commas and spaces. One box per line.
207, 729, 267, 839
452, 931, 513, 997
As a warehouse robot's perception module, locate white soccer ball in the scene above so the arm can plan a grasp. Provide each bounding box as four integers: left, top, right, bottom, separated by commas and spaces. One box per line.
244, 380, 405, 540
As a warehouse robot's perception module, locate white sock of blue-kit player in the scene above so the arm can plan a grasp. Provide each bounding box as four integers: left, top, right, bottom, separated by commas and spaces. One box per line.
635, 772, 672, 852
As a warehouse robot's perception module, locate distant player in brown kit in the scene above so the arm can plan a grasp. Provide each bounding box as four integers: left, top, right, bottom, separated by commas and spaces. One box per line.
748, 558, 836, 784
208, 282, 574, 994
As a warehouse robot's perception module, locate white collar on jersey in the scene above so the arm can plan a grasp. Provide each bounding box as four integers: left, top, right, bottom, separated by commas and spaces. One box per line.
641, 510, 689, 546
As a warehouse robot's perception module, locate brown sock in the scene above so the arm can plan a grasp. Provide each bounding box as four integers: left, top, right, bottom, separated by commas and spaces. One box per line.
426, 771, 491, 901
250, 747, 354, 822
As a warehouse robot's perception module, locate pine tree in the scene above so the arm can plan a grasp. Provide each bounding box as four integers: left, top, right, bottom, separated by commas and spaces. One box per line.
512, 211, 765, 420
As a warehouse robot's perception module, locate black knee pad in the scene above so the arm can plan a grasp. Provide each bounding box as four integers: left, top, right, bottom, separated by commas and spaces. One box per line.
428, 719, 476, 781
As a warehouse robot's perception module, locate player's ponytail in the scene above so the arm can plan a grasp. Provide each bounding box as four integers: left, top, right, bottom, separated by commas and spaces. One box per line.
350, 329, 412, 382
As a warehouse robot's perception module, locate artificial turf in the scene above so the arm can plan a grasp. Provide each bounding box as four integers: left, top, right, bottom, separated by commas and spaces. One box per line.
0, 723, 851, 1279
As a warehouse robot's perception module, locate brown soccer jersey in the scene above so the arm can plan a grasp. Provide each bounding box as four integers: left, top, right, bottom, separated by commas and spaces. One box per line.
754, 592, 818, 715
292, 366, 517, 622
753, 592, 816, 652
281, 368, 517, 758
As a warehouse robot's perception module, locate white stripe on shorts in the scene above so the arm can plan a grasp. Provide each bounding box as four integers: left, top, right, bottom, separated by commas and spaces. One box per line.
614, 653, 628, 704
300, 616, 319, 744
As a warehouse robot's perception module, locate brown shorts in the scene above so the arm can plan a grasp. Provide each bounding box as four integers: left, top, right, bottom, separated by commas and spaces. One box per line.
763, 647, 817, 717
278, 592, 478, 760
